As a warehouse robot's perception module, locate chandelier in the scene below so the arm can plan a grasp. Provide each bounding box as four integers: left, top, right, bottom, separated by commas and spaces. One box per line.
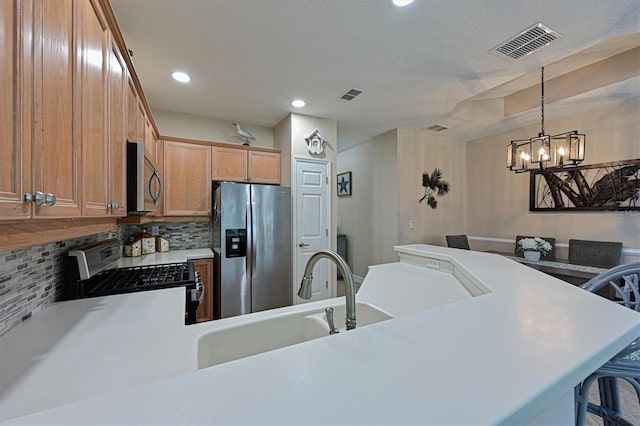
507, 67, 585, 173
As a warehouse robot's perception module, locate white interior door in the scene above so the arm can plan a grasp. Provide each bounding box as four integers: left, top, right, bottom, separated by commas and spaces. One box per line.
294, 158, 331, 303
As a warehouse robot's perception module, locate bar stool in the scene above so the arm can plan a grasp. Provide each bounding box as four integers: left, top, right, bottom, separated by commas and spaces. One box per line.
574, 261, 640, 426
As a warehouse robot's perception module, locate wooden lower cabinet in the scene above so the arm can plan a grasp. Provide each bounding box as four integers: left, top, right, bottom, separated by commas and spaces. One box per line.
193, 258, 214, 323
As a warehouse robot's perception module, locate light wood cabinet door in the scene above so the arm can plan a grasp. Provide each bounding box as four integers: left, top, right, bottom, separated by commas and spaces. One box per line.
80, 0, 110, 217
32, 0, 81, 218
211, 146, 248, 182
193, 258, 214, 323
144, 116, 155, 161
126, 76, 137, 141
163, 141, 212, 216
248, 150, 281, 184
136, 101, 145, 146
0, 0, 32, 219
107, 37, 126, 217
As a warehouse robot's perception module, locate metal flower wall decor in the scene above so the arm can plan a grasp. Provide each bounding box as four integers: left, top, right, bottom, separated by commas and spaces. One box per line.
419, 168, 450, 209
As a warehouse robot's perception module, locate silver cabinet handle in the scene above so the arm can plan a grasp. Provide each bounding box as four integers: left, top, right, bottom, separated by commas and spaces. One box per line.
114, 202, 119, 210
107, 203, 112, 209
24, 193, 34, 203
34, 191, 45, 205
44, 193, 56, 206
298, 242, 310, 247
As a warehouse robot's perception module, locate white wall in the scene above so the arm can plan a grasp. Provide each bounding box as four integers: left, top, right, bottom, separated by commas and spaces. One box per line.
152, 108, 274, 148
273, 114, 292, 187
337, 131, 398, 277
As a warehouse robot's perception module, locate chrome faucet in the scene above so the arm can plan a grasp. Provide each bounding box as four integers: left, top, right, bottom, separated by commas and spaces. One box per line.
298, 249, 356, 330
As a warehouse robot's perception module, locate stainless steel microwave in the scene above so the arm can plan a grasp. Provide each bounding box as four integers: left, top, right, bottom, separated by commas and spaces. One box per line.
126, 141, 162, 214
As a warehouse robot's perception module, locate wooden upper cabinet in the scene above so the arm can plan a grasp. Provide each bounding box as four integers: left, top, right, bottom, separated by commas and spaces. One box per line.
211, 146, 248, 182
136, 101, 145, 146
80, 0, 110, 217
107, 36, 127, 217
32, 0, 81, 218
248, 150, 280, 184
126, 76, 137, 141
144, 115, 155, 161
0, 0, 32, 219
211, 146, 281, 184
163, 141, 212, 216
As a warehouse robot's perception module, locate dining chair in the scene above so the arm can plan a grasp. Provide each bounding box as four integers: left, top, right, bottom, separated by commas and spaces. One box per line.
514, 235, 557, 260
574, 261, 640, 426
445, 235, 470, 250
568, 239, 623, 268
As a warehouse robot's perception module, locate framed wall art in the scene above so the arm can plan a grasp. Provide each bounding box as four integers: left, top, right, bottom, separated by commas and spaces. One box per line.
337, 171, 352, 197
529, 158, 640, 211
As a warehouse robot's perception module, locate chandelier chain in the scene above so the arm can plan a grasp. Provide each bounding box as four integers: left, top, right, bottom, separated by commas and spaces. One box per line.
540, 66, 545, 135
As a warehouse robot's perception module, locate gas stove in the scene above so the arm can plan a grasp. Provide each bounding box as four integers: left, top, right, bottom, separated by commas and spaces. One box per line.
66, 240, 202, 324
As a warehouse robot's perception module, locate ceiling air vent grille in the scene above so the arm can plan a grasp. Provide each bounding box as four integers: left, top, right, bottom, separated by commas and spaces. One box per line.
424, 124, 448, 132
339, 88, 365, 101
491, 22, 563, 61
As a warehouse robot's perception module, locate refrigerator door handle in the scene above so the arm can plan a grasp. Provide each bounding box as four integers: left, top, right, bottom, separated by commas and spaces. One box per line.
246, 202, 252, 279
250, 201, 257, 276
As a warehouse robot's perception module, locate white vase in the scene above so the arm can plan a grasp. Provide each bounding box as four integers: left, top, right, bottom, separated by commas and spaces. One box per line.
524, 251, 541, 262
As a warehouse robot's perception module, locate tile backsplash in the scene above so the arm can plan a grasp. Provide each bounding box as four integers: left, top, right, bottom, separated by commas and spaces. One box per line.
0, 221, 210, 337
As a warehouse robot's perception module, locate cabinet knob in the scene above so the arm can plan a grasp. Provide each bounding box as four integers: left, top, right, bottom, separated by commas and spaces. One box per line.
34, 191, 45, 205
107, 203, 113, 209
24, 193, 34, 203
44, 193, 56, 206
114, 202, 119, 210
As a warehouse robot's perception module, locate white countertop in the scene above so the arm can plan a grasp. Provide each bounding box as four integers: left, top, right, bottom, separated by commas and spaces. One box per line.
1, 244, 638, 425
116, 248, 214, 268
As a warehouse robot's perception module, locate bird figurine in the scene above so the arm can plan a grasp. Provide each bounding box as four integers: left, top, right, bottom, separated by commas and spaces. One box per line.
232, 123, 256, 146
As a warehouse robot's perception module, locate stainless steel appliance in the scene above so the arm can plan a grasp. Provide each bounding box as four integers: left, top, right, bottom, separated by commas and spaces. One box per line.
127, 141, 162, 214
212, 182, 292, 319
65, 240, 203, 325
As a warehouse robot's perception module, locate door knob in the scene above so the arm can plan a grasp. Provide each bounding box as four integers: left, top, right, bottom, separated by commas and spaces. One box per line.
298, 242, 310, 247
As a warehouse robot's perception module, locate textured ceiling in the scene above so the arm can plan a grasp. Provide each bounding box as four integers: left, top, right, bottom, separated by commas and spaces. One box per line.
110, 0, 640, 150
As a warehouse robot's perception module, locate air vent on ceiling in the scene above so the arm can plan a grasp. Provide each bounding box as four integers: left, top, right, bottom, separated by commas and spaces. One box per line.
424, 124, 448, 132
491, 22, 564, 61
339, 88, 365, 101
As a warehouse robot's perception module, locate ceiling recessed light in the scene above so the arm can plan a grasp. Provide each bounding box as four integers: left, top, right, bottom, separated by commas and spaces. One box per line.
291, 99, 306, 108
392, 0, 414, 6
172, 71, 190, 83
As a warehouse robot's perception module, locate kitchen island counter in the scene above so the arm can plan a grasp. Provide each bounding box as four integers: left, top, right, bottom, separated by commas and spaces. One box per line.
1, 245, 638, 425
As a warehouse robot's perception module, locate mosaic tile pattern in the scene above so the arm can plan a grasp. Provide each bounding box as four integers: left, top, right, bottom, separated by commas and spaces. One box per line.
0, 227, 126, 337
124, 222, 210, 250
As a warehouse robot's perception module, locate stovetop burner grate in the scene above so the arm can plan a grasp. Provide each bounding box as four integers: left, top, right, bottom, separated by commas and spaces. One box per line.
80, 262, 196, 298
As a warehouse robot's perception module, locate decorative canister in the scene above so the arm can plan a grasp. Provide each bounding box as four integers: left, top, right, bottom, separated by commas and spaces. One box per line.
138, 228, 156, 255
124, 238, 142, 257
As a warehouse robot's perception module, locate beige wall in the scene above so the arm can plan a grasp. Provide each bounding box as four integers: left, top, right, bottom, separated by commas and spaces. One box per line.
152, 108, 274, 148
466, 97, 640, 256
337, 131, 398, 277
396, 129, 468, 246
273, 114, 292, 187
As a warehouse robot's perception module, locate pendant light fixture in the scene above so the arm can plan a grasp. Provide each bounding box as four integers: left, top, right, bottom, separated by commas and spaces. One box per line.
507, 67, 586, 173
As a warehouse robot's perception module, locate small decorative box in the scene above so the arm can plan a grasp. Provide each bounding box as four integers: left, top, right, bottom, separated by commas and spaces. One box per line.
124, 239, 142, 257
156, 236, 170, 252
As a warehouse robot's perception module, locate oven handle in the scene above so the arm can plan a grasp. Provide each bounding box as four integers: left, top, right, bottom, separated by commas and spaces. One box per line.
195, 272, 204, 305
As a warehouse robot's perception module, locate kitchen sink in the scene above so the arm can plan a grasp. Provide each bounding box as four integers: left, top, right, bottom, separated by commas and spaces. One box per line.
197, 302, 393, 369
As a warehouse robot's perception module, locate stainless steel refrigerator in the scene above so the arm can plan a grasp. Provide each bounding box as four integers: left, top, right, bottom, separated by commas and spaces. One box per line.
211, 182, 292, 319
